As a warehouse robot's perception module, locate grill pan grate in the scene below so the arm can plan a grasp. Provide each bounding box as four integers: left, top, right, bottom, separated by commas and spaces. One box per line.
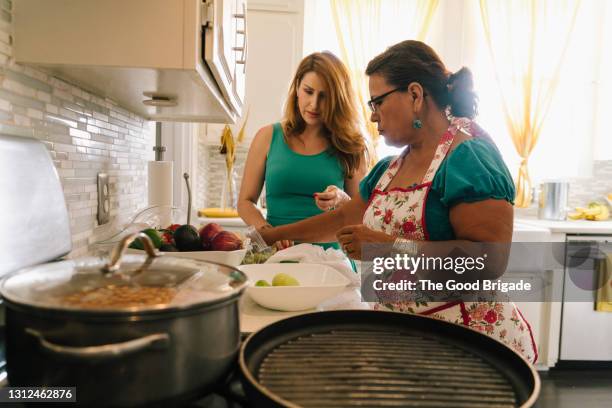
257, 330, 518, 408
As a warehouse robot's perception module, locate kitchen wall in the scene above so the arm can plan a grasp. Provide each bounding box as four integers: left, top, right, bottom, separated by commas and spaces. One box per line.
0, 2, 154, 257
197, 135, 248, 209
568, 160, 612, 208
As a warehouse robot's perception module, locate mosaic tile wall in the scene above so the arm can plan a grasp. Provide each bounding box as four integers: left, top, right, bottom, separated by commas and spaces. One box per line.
568, 161, 612, 208
0, 2, 154, 257
199, 143, 248, 209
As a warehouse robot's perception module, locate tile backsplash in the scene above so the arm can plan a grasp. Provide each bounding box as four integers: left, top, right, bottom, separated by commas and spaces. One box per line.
0, 5, 153, 257
568, 160, 612, 208
198, 142, 248, 209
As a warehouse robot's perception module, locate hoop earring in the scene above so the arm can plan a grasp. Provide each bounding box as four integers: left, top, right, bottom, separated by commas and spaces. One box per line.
412, 119, 423, 129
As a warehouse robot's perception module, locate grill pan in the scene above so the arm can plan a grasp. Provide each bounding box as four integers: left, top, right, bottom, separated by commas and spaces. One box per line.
239, 310, 539, 408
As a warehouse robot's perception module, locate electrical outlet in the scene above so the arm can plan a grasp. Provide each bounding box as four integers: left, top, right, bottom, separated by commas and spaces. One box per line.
97, 173, 110, 225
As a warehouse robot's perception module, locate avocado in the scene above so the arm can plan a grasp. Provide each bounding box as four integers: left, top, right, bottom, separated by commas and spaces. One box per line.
160, 243, 178, 252
173, 225, 202, 251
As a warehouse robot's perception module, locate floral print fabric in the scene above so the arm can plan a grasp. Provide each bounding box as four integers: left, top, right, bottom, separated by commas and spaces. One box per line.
362, 117, 538, 363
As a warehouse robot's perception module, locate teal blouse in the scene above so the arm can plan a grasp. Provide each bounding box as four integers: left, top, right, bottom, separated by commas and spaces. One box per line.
359, 138, 515, 241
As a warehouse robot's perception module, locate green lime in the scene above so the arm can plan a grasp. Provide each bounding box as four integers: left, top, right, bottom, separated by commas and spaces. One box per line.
272, 273, 300, 287
129, 228, 162, 249
255, 280, 271, 287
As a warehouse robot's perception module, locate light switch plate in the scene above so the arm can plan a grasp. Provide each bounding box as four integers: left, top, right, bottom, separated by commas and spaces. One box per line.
97, 173, 110, 225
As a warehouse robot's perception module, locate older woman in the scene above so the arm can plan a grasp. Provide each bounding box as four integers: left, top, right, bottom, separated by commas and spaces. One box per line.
258, 40, 537, 363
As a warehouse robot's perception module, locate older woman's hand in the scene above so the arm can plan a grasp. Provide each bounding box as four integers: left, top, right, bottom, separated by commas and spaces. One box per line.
314, 185, 350, 212
258, 224, 293, 250
336, 224, 395, 260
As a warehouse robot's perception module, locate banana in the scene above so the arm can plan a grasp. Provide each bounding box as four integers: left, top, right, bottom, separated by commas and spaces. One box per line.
595, 206, 610, 221
569, 202, 610, 221
568, 211, 584, 220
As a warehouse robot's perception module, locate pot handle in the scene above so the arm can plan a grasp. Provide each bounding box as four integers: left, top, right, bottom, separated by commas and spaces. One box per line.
103, 232, 159, 273
25, 328, 170, 361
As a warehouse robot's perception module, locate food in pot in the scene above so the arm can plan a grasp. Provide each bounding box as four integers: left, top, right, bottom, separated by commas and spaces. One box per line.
255, 280, 271, 287
272, 273, 300, 287
61, 285, 177, 308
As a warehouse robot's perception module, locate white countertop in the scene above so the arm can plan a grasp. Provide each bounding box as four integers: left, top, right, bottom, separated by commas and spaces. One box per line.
198, 216, 247, 228
239, 295, 310, 333
516, 217, 612, 235
199, 213, 612, 236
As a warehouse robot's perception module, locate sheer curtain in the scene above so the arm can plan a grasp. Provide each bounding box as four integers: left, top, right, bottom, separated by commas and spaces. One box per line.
305, 0, 607, 182
477, 0, 582, 207
329, 0, 439, 162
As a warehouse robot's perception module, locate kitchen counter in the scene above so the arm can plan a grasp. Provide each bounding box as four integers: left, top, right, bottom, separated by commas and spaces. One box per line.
239, 295, 310, 334
198, 216, 248, 228
516, 217, 612, 234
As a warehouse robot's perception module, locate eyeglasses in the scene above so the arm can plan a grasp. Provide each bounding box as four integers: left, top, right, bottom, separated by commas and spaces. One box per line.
367, 87, 402, 112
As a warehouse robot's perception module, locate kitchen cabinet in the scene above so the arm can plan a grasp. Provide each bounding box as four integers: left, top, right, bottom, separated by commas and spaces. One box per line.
14, 0, 247, 123
201, 0, 305, 143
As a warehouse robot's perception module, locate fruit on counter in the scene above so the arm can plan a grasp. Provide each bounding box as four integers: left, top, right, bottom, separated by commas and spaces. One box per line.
211, 231, 243, 251
166, 224, 181, 232
199, 223, 223, 246
173, 225, 202, 251
129, 228, 162, 250
198, 208, 239, 218
255, 280, 271, 287
130, 222, 244, 253
272, 273, 300, 287
568, 202, 610, 221
159, 243, 178, 252
241, 249, 275, 264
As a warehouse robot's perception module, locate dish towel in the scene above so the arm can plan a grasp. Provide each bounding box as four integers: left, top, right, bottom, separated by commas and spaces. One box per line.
595, 252, 612, 312
265, 243, 373, 311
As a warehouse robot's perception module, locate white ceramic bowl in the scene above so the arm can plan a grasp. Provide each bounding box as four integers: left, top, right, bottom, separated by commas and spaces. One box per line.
127, 248, 247, 267
239, 263, 350, 311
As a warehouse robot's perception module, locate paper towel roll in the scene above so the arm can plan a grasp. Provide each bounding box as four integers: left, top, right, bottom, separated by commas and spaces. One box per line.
148, 161, 173, 206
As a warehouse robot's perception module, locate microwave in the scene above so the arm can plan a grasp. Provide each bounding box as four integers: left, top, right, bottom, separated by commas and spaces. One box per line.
14, 0, 247, 123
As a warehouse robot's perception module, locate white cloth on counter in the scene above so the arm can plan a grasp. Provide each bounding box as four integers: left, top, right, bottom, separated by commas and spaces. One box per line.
265, 243, 373, 311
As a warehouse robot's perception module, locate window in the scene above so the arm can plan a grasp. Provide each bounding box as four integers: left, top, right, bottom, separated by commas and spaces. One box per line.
305, 0, 609, 179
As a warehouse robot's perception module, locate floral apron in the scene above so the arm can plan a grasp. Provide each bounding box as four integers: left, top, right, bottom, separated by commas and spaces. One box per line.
363, 117, 538, 364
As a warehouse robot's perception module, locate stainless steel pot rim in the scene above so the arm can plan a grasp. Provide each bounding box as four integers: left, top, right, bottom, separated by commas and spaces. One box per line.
1, 286, 246, 316
0, 254, 249, 313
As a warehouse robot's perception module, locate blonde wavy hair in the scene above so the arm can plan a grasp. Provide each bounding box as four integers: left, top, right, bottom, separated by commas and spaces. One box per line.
283, 51, 367, 178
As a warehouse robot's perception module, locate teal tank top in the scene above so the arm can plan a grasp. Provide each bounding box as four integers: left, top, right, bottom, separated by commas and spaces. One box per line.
265, 122, 344, 251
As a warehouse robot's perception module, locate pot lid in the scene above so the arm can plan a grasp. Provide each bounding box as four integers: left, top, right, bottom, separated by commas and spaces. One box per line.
0, 233, 248, 313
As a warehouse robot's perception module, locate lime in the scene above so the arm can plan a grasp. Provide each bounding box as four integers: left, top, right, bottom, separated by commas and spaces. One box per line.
129, 228, 162, 249
272, 273, 300, 287
255, 280, 271, 287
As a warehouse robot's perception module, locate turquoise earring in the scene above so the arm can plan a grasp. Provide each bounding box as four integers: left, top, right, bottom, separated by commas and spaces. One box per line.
412, 119, 423, 129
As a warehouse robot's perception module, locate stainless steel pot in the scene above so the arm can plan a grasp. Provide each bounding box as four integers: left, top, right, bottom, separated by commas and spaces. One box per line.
538, 181, 570, 220
0, 233, 248, 407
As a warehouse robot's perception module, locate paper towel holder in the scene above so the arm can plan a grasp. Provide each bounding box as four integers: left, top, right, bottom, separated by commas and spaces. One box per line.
153, 122, 166, 161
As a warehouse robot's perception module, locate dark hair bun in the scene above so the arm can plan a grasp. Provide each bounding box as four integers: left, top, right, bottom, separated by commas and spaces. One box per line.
447, 67, 478, 119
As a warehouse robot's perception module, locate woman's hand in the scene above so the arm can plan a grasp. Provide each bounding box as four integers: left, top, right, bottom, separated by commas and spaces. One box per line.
259, 224, 293, 250
336, 224, 395, 260
314, 185, 350, 211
